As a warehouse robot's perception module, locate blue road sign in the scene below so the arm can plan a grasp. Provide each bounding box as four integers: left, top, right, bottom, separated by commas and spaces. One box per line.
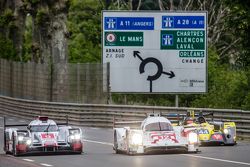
105, 17, 117, 30
162, 34, 173, 46
104, 17, 154, 30
162, 16, 205, 29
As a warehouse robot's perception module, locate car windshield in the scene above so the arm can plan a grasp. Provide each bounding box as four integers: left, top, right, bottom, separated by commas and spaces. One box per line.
145, 122, 173, 131
30, 125, 58, 132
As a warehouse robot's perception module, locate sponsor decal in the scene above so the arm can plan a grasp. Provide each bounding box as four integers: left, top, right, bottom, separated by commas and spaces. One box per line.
180, 79, 205, 87
189, 79, 205, 87
212, 134, 223, 140
41, 133, 55, 139
150, 132, 178, 144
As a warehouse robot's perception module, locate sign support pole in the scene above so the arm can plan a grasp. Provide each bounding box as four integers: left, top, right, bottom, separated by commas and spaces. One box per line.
175, 94, 179, 107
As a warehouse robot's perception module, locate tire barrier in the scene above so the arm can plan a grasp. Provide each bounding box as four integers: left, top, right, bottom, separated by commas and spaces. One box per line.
0, 95, 249, 140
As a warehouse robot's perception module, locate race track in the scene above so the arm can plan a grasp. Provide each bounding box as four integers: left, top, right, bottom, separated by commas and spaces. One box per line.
0, 116, 250, 167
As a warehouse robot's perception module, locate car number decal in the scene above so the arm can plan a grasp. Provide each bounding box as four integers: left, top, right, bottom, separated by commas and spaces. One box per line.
198, 129, 209, 134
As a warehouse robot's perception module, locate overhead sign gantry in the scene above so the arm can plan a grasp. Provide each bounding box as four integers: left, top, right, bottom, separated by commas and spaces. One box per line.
102, 11, 207, 93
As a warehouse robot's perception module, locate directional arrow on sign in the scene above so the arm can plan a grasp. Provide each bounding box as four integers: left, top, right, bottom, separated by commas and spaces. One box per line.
162, 71, 175, 78
133, 51, 175, 92
133, 51, 143, 61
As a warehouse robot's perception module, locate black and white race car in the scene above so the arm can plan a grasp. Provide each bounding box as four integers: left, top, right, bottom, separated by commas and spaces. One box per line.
4, 116, 83, 156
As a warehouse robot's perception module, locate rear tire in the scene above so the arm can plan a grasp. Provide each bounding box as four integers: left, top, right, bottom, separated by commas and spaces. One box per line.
114, 131, 119, 154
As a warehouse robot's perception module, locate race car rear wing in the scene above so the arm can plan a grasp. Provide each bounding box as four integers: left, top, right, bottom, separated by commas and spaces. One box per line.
57, 115, 69, 126
159, 111, 214, 124
112, 116, 142, 129
163, 113, 185, 125
3, 118, 28, 127
3, 116, 69, 128
161, 111, 214, 119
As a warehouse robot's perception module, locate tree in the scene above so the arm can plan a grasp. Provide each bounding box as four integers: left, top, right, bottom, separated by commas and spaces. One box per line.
224, 0, 250, 68
68, 0, 103, 63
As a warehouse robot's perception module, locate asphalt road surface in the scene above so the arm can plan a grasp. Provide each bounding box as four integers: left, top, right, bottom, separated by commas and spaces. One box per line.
0, 115, 250, 167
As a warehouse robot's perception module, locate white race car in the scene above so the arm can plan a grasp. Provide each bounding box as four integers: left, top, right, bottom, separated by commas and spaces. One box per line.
113, 114, 199, 155
4, 116, 83, 156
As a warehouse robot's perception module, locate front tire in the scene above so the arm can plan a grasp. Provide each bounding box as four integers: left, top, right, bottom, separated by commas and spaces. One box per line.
12, 137, 18, 156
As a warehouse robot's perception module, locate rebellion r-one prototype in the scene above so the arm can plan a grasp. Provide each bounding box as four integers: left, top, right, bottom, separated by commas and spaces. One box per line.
3, 116, 83, 156
113, 114, 200, 155
169, 111, 237, 146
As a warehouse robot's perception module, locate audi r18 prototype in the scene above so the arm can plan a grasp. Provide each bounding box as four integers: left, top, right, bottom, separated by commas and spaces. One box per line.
113, 114, 199, 155
169, 111, 237, 146
4, 116, 83, 156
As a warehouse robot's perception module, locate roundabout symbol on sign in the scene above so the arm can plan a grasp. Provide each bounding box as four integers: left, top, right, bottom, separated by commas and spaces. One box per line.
133, 51, 175, 92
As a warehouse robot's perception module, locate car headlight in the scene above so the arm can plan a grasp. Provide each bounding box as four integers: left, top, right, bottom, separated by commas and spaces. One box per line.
131, 133, 143, 145
70, 135, 75, 140
26, 139, 32, 145
18, 136, 24, 141
70, 134, 81, 140
224, 129, 229, 134
188, 132, 198, 144
74, 134, 81, 140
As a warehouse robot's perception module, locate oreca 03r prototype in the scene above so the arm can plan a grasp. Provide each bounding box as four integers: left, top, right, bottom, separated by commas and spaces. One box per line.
180, 112, 237, 146
4, 116, 83, 156
113, 114, 199, 155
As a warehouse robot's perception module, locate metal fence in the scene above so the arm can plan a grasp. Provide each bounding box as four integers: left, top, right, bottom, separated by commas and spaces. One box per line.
0, 95, 249, 139
0, 59, 109, 104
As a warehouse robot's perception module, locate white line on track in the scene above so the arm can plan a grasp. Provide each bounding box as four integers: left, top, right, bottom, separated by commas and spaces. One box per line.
84, 139, 250, 166
22, 159, 34, 162
8, 118, 14, 121
19, 120, 26, 123
183, 154, 250, 166
40, 163, 53, 167
83, 139, 113, 146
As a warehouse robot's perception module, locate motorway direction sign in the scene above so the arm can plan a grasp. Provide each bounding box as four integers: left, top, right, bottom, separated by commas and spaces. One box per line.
102, 11, 207, 93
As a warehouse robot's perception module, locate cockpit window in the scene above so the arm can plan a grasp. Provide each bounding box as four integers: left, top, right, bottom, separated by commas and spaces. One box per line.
145, 122, 173, 131
30, 125, 58, 132
197, 117, 206, 124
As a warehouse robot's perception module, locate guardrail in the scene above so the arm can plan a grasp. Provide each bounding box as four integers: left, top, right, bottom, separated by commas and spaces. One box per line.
0, 95, 250, 139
